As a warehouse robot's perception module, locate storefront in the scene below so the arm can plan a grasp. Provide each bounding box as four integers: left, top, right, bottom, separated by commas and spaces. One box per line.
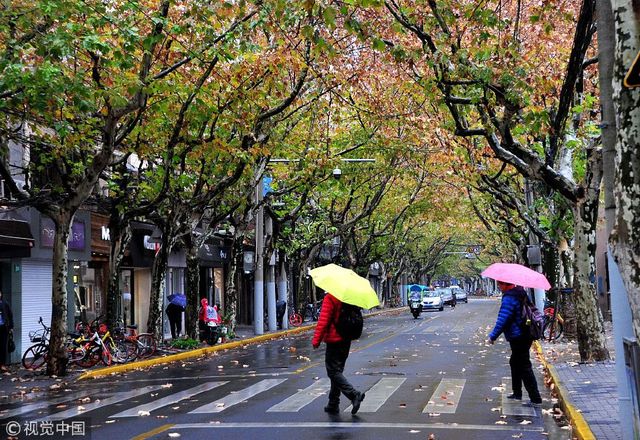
198, 238, 230, 313
0, 214, 34, 363
122, 222, 155, 333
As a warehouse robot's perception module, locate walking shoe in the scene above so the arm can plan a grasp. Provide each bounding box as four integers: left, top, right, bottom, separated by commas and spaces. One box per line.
324, 405, 339, 415
351, 392, 365, 415
506, 393, 522, 400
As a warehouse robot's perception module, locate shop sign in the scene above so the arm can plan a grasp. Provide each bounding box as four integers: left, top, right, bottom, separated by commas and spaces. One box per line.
41, 217, 86, 250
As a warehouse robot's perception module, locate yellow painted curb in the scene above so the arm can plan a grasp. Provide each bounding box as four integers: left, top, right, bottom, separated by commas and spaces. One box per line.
78, 306, 405, 380
534, 341, 596, 440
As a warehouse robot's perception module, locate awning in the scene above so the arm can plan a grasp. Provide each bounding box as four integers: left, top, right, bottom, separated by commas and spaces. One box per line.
0, 219, 34, 247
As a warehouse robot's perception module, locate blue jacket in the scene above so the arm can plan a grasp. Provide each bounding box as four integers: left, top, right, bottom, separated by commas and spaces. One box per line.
489, 287, 527, 341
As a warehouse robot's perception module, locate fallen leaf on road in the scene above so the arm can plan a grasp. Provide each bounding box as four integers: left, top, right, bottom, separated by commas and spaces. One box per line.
491, 386, 505, 392
495, 421, 507, 425
519, 420, 532, 425
137, 410, 150, 417
491, 407, 500, 412
161, 383, 173, 389
81, 397, 91, 403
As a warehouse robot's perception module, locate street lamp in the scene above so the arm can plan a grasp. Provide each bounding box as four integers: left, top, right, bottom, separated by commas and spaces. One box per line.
252, 157, 376, 335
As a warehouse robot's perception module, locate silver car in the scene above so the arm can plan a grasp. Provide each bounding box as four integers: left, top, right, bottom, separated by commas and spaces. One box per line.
436, 287, 456, 307
450, 285, 467, 303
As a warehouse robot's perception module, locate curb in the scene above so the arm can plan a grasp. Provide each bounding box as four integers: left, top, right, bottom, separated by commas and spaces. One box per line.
78, 306, 406, 380
534, 341, 596, 440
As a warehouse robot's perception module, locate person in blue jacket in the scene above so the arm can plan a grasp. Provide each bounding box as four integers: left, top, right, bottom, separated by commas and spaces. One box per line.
487, 281, 542, 407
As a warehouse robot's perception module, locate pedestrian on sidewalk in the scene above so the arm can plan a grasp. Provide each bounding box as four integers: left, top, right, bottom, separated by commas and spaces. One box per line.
487, 281, 542, 407
312, 292, 365, 415
166, 292, 186, 339
0, 291, 14, 372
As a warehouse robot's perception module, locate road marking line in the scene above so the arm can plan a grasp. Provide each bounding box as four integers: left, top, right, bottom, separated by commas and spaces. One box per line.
189, 378, 287, 413
344, 377, 405, 413
501, 377, 537, 417
266, 378, 330, 412
131, 423, 175, 440
164, 421, 543, 432
110, 381, 229, 418
33, 385, 166, 421
423, 378, 466, 414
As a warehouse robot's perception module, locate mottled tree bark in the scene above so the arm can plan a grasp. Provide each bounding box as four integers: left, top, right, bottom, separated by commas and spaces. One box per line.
47, 211, 73, 377
611, 0, 640, 342
184, 241, 200, 339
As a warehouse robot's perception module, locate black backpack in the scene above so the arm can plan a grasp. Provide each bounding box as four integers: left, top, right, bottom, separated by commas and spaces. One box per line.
520, 296, 544, 340
335, 303, 363, 341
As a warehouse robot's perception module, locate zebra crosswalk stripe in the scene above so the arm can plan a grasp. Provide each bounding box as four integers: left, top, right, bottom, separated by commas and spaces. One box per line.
34, 385, 166, 421
500, 378, 537, 417
189, 378, 287, 414
110, 381, 229, 418
344, 377, 406, 413
2, 390, 114, 419
266, 378, 330, 412
422, 378, 466, 414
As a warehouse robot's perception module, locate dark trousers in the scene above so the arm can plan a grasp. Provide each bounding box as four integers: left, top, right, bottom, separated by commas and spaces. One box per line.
509, 337, 542, 402
166, 305, 182, 339
0, 325, 8, 366
325, 340, 357, 407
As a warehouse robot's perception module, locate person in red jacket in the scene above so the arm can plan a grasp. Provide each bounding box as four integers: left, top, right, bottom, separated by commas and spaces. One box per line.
312, 292, 365, 415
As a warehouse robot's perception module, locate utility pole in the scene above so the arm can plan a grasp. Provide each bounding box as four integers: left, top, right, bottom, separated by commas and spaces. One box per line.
265, 213, 277, 332
254, 177, 264, 335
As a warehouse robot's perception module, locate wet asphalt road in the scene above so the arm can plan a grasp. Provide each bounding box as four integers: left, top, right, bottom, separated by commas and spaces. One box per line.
1, 299, 571, 440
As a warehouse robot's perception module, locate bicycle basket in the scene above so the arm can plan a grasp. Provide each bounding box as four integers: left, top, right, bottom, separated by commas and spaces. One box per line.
29, 329, 45, 343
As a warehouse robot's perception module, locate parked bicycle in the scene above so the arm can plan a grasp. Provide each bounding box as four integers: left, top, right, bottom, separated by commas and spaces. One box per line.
288, 300, 322, 327
114, 324, 157, 360
22, 317, 51, 370
543, 305, 564, 341
22, 317, 88, 370
542, 288, 571, 341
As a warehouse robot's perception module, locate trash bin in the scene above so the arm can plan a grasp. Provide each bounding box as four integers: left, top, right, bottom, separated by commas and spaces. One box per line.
276, 300, 287, 329
623, 337, 640, 438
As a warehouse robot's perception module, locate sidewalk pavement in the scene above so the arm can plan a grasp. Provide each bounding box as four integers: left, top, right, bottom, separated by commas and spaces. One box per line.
537, 321, 623, 440
0, 307, 626, 440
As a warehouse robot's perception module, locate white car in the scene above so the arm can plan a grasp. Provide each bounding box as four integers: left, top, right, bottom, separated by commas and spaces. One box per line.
450, 285, 468, 303
421, 290, 444, 311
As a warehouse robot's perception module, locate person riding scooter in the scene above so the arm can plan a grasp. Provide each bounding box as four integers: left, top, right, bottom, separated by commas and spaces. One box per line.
198, 298, 223, 345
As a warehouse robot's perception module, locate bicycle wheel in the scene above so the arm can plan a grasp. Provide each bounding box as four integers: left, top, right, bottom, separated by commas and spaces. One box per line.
137, 334, 157, 358
111, 339, 135, 363
75, 345, 100, 368
543, 320, 564, 341
22, 343, 48, 370
289, 313, 303, 327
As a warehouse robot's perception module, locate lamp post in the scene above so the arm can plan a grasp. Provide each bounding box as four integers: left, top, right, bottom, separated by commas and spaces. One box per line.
252, 157, 375, 335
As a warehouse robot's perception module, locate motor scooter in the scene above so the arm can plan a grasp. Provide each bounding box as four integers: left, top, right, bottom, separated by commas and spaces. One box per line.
409, 291, 423, 319
199, 299, 227, 345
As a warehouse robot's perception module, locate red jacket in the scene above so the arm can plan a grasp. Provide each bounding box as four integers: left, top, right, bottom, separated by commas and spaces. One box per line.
312, 293, 343, 347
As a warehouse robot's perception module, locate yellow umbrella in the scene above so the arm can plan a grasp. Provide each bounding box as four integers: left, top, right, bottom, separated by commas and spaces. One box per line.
309, 263, 380, 309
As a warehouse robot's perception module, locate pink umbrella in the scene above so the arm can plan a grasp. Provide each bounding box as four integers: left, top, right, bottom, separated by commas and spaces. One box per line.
481, 263, 552, 290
